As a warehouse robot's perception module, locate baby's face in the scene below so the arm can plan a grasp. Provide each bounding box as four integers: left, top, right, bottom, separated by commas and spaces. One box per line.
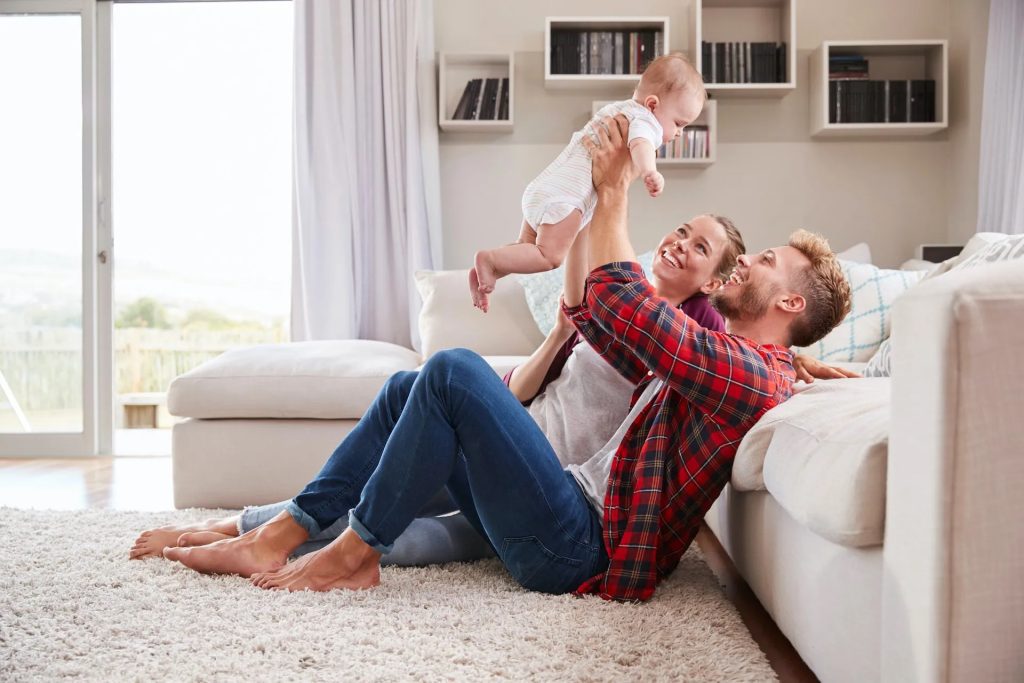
653, 89, 705, 143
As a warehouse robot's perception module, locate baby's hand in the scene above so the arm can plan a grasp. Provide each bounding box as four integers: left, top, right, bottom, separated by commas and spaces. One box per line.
644, 170, 664, 198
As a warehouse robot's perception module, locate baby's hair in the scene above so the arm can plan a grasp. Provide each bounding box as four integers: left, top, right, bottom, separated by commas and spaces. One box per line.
637, 52, 706, 102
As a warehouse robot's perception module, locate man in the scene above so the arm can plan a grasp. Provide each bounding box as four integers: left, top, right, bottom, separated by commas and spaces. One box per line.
164, 115, 850, 602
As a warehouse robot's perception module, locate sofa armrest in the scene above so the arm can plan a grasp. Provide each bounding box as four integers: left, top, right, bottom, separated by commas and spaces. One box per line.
883, 259, 1024, 682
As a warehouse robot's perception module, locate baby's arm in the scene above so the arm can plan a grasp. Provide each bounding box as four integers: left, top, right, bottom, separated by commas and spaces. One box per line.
629, 140, 664, 197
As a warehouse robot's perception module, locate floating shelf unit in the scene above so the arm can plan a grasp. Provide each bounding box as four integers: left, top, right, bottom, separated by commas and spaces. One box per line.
438, 52, 514, 132
590, 99, 718, 169
809, 40, 948, 138
688, 0, 796, 97
545, 16, 670, 90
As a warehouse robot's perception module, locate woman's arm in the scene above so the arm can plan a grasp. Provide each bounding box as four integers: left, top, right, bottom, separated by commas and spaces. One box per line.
506, 309, 576, 402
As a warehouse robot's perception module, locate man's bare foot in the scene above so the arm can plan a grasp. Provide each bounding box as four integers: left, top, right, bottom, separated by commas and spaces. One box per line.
129, 516, 239, 560
163, 511, 307, 578
468, 267, 489, 313
251, 528, 381, 592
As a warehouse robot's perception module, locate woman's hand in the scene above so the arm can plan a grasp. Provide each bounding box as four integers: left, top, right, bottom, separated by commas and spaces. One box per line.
552, 300, 576, 340
582, 114, 637, 194
793, 353, 862, 383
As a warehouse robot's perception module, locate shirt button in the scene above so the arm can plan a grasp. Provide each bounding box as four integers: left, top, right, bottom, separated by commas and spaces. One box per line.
647, 371, 654, 376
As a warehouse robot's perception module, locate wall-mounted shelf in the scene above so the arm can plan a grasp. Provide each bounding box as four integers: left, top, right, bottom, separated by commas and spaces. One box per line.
438, 52, 514, 132
688, 0, 796, 98
590, 99, 717, 168
545, 16, 669, 90
809, 40, 948, 138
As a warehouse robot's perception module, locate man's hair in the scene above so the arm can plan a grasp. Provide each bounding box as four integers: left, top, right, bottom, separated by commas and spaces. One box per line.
638, 52, 706, 101
786, 230, 851, 348
708, 214, 745, 281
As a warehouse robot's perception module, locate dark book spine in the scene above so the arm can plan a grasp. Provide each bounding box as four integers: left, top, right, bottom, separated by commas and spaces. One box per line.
702, 42, 711, 82
715, 43, 725, 83
498, 77, 510, 120
466, 79, 483, 120
453, 80, 473, 120
777, 42, 786, 82
829, 80, 838, 123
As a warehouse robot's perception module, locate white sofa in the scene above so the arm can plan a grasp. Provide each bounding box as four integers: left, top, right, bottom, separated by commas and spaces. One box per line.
169, 259, 1024, 682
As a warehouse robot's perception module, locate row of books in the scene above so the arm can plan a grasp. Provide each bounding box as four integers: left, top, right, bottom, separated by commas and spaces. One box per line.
829, 54, 869, 79
550, 30, 662, 76
451, 78, 510, 121
657, 126, 710, 160
701, 42, 787, 84
828, 80, 936, 124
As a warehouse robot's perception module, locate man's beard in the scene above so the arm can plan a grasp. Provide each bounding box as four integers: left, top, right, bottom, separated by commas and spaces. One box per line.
710, 281, 779, 322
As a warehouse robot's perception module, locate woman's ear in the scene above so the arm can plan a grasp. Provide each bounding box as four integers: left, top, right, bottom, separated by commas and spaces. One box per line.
700, 278, 723, 295
644, 94, 660, 111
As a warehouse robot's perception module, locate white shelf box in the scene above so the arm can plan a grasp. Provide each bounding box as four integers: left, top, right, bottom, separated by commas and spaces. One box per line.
809, 40, 948, 138
438, 52, 514, 132
589, 99, 717, 168
689, 0, 797, 98
545, 17, 670, 90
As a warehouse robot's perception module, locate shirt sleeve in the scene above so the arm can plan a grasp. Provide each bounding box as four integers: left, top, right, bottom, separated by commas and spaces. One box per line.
627, 109, 663, 150
562, 292, 649, 386
583, 262, 783, 425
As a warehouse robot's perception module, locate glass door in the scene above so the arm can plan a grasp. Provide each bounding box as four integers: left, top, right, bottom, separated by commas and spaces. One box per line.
0, 0, 106, 456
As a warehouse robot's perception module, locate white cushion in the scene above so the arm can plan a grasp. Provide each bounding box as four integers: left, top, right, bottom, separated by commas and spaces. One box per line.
415, 269, 544, 358
836, 242, 873, 264
795, 260, 925, 362
733, 378, 890, 548
167, 340, 422, 419
516, 251, 655, 336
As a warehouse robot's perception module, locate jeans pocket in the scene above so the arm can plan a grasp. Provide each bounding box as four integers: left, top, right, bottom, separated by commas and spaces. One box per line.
500, 535, 585, 594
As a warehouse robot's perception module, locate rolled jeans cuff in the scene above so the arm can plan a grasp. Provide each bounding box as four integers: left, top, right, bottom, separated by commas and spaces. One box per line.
284, 501, 322, 538
348, 509, 395, 554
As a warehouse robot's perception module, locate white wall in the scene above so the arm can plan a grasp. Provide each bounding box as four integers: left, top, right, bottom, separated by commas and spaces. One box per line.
434, 0, 989, 268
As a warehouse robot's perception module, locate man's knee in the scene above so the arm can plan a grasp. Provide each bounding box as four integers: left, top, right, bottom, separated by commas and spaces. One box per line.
381, 370, 418, 404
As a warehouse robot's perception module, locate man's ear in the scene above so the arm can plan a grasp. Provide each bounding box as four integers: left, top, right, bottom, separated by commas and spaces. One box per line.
643, 94, 659, 111
699, 278, 723, 295
777, 293, 806, 314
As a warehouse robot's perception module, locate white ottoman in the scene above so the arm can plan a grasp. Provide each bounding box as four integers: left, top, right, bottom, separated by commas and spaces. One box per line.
168, 340, 423, 509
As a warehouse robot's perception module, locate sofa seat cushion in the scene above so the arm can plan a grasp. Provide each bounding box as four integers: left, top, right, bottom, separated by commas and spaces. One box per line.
732, 378, 890, 548
168, 340, 422, 419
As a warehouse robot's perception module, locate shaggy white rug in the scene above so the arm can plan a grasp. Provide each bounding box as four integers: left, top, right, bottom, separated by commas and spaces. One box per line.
0, 508, 776, 682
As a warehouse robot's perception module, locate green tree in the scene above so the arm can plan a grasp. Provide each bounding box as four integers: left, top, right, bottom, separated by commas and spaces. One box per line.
116, 297, 171, 329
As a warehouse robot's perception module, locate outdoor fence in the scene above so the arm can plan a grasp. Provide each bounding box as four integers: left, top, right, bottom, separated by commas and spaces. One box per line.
0, 327, 285, 411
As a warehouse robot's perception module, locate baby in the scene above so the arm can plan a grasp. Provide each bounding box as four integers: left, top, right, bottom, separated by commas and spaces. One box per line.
469, 52, 707, 312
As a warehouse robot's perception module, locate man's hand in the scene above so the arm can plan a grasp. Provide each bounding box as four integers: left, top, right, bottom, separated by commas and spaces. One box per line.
792, 353, 862, 383
643, 170, 664, 197
581, 115, 638, 195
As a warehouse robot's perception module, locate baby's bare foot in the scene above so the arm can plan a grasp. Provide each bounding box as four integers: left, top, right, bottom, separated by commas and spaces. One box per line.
129, 517, 239, 560
468, 267, 490, 313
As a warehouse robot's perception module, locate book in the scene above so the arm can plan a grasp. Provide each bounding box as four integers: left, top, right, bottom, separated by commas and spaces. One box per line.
467, 78, 484, 120
452, 80, 474, 120
498, 77, 509, 120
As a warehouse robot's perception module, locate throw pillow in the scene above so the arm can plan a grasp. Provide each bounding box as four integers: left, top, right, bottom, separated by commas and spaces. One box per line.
835, 242, 872, 264
794, 260, 926, 363
516, 251, 655, 336
863, 234, 1024, 377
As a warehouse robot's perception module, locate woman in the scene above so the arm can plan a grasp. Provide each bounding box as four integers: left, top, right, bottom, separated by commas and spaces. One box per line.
131, 214, 843, 563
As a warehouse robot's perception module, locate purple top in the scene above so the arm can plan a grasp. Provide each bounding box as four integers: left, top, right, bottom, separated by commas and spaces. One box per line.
504, 293, 725, 402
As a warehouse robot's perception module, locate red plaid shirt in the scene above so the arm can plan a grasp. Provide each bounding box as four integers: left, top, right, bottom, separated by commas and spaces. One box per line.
563, 262, 795, 602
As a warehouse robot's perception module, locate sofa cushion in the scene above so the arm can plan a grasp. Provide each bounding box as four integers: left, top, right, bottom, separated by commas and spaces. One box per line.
732, 378, 890, 548
415, 269, 544, 358
168, 340, 422, 419
795, 261, 925, 362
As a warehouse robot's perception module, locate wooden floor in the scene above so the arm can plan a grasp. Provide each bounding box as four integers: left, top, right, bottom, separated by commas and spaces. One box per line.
0, 456, 817, 682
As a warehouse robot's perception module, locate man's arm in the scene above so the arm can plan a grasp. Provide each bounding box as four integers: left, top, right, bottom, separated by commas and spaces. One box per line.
582, 115, 638, 270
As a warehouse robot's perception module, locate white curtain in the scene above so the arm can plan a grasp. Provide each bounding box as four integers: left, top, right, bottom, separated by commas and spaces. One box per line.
977, 0, 1024, 235
291, 0, 442, 349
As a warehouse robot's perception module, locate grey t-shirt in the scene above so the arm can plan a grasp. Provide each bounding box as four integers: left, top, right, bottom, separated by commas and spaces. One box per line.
527, 341, 635, 467
566, 378, 665, 519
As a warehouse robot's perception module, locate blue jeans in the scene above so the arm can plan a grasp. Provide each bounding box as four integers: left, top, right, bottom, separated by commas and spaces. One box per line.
238, 491, 495, 565
284, 348, 608, 594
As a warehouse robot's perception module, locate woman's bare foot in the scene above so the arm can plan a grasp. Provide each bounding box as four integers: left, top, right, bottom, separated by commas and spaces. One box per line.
129, 516, 239, 560
163, 511, 307, 578
251, 528, 381, 592
177, 531, 233, 547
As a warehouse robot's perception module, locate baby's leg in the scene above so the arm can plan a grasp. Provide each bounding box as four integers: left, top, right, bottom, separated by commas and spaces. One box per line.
470, 213, 582, 312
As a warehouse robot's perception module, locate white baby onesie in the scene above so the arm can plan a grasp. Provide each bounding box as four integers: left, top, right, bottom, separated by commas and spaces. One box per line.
521, 99, 663, 232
